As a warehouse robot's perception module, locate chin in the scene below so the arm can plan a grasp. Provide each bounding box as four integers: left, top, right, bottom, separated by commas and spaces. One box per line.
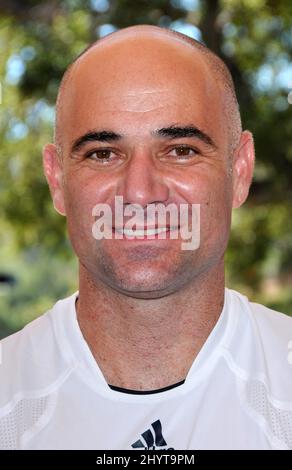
85, 246, 201, 298
100, 266, 191, 299
106, 280, 180, 299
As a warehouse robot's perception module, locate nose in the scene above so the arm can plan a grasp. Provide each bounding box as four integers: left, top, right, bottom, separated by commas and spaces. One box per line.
118, 146, 169, 207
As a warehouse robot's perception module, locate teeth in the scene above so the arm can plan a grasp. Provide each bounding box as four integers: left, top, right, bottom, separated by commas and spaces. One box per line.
116, 227, 170, 237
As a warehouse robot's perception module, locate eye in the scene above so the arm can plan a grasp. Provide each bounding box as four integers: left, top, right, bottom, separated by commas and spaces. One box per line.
167, 145, 200, 159
84, 148, 116, 163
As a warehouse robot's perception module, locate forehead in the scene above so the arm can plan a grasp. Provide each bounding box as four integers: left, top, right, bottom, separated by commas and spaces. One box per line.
60, 32, 226, 147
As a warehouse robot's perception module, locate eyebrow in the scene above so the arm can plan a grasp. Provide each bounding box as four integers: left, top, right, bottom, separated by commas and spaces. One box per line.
71, 130, 123, 153
71, 125, 217, 153
153, 125, 217, 150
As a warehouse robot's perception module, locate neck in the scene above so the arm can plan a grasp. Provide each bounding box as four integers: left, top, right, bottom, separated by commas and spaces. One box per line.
76, 260, 225, 391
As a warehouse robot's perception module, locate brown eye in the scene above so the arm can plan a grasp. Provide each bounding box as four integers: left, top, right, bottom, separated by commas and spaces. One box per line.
169, 146, 199, 158
175, 147, 194, 156
85, 149, 114, 162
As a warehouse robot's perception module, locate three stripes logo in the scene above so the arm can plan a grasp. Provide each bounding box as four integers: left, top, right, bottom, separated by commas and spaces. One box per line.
131, 419, 174, 450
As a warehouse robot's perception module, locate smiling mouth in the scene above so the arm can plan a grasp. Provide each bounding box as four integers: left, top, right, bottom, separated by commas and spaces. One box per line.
113, 226, 178, 238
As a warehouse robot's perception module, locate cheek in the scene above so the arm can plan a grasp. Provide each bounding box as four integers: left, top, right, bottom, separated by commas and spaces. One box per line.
176, 167, 231, 205
63, 170, 116, 224
63, 176, 107, 246
65, 193, 93, 252
66, 185, 92, 221
200, 177, 233, 250
175, 169, 232, 239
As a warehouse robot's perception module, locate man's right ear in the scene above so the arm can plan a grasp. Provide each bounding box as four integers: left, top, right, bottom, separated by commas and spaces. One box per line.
43, 143, 66, 216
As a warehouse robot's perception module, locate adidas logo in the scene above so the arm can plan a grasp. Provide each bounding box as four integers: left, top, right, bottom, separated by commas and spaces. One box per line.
131, 419, 174, 450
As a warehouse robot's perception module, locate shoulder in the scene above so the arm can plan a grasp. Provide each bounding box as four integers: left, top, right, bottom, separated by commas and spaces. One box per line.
223, 289, 292, 449
243, 292, 292, 363
224, 288, 292, 399
0, 292, 78, 449
0, 293, 78, 407
248, 295, 292, 337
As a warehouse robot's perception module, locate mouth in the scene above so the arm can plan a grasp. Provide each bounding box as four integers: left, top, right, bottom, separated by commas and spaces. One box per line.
113, 226, 179, 239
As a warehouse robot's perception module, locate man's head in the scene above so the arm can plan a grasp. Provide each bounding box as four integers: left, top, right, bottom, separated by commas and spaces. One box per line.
43, 25, 254, 299
55, 26, 242, 157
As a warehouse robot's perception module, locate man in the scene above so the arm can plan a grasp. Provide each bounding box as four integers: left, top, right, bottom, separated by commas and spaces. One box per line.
0, 25, 291, 450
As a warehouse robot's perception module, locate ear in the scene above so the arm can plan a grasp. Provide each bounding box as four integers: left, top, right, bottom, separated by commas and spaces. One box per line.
43, 143, 66, 216
232, 130, 255, 209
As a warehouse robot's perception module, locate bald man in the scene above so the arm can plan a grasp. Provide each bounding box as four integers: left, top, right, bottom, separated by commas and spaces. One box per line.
0, 26, 292, 451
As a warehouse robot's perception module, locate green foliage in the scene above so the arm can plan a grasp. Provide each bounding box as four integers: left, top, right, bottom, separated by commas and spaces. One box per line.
0, 0, 291, 337
0, 232, 78, 336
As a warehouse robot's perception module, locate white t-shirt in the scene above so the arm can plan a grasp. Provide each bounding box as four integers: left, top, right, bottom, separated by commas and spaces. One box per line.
0, 288, 292, 450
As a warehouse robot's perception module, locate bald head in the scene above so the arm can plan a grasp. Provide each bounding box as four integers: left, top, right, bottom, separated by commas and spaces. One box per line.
55, 25, 242, 158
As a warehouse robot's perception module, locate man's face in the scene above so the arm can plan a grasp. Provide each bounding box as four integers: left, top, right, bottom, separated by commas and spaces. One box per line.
48, 33, 240, 298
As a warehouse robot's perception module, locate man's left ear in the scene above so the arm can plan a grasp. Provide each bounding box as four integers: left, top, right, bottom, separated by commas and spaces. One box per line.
232, 130, 255, 209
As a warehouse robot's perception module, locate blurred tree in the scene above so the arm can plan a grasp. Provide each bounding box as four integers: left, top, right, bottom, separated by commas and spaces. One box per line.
0, 0, 291, 336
